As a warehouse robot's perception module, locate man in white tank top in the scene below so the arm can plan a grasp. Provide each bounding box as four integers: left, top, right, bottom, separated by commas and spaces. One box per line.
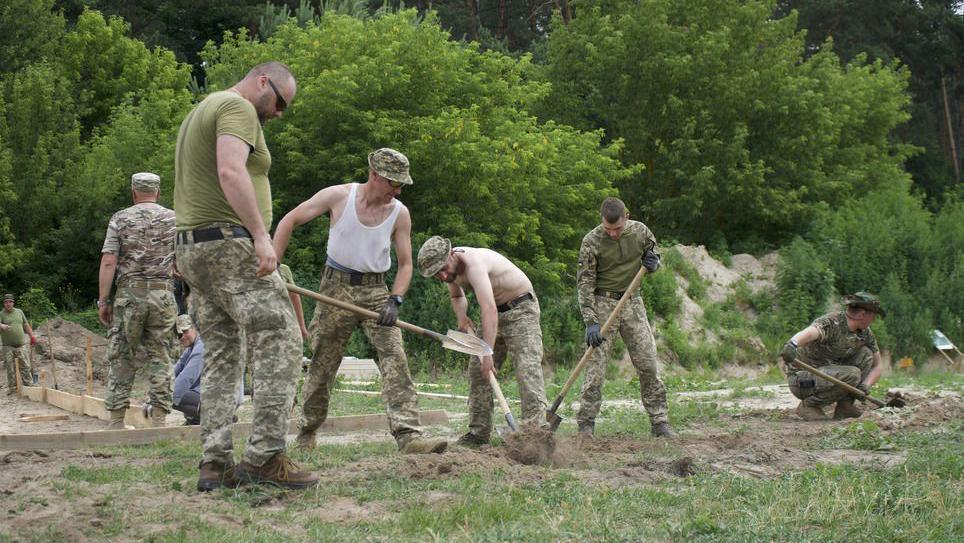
417, 236, 549, 447
274, 148, 447, 454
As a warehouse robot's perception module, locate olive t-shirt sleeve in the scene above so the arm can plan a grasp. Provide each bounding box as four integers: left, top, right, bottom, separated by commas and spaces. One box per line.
215, 97, 259, 151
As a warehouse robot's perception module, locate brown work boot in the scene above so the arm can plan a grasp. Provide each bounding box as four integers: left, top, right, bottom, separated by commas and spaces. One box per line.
455, 432, 489, 448
235, 453, 319, 489
151, 407, 168, 427
833, 399, 862, 420
650, 421, 677, 438
398, 435, 448, 454
796, 402, 829, 421
197, 461, 240, 492
105, 409, 127, 430
294, 430, 317, 450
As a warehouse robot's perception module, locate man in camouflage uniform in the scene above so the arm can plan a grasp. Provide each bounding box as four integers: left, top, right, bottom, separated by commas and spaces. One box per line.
1, 293, 37, 392
175, 62, 317, 491
780, 292, 885, 421
417, 236, 548, 447
98, 172, 177, 429
273, 148, 447, 454
576, 197, 675, 438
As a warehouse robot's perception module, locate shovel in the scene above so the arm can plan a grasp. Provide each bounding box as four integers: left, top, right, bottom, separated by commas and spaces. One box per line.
546, 266, 649, 431
791, 358, 906, 408
285, 283, 493, 358
462, 324, 518, 434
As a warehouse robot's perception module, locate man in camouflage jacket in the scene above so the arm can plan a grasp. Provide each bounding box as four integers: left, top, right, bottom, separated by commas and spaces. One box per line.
98, 172, 177, 429
576, 197, 675, 438
781, 292, 885, 421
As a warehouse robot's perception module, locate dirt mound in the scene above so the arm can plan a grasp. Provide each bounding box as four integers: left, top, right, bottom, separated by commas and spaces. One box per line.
867, 391, 963, 431
505, 426, 557, 465
33, 318, 109, 394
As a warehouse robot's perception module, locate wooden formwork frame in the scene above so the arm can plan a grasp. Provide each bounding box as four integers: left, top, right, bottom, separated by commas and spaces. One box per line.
2, 379, 449, 450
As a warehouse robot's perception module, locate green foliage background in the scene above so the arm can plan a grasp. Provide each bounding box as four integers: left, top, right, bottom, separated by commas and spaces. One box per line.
0, 0, 960, 368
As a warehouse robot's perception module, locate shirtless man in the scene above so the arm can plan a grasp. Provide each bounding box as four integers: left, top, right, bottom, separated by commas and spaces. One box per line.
273, 148, 447, 454
417, 236, 549, 446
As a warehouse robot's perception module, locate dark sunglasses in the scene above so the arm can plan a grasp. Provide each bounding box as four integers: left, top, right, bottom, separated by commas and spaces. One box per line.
381, 175, 403, 188
266, 78, 287, 112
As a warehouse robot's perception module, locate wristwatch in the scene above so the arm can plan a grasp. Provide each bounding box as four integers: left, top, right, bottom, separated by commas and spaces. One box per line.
388, 295, 403, 306
97, 299, 111, 308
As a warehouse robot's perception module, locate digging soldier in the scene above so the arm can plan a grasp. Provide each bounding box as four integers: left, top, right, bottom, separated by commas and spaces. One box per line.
273, 148, 447, 454
98, 172, 177, 428
1, 293, 38, 392
174, 61, 318, 490
417, 236, 549, 447
781, 292, 885, 421
576, 197, 675, 438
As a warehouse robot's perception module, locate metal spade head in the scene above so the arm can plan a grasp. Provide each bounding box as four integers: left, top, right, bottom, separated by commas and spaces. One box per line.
441, 329, 493, 357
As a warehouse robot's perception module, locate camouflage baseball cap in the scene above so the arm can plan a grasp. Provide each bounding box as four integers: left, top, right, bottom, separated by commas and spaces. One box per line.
417, 236, 451, 277
176, 314, 194, 334
368, 148, 413, 185
3, 293, 13, 301
843, 292, 886, 317
131, 172, 161, 192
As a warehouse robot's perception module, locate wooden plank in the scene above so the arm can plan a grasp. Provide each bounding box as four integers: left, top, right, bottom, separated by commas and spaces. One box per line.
85, 336, 93, 396
21, 386, 43, 402
18, 415, 70, 422
46, 388, 84, 414
337, 388, 472, 402
0, 410, 451, 450
82, 395, 108, 420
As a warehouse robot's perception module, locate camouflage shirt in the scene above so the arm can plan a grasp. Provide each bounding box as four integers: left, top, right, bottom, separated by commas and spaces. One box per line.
577, 220, 657, 325
102, 202, 176, 284
799, 310, 879, 367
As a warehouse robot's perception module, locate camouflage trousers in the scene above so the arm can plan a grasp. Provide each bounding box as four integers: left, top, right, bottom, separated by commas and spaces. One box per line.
578, 294, 669, 425
177, 236, 302, 467
466, 297, 548, 439
2, 344, 32, 391
301, 269, 421, 439
105, 287, 176, 412
789, 347, 873, 408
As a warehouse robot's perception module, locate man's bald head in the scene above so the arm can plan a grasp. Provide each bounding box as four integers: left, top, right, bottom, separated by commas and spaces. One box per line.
244, 61, 295, 86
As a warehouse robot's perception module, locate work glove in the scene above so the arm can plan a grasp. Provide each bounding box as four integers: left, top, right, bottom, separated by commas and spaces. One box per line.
377, 296, 401, 326
642, 250, 661, 273
780, 340, 798, 366
856, 382, 869, 395
585, 323, 605, 348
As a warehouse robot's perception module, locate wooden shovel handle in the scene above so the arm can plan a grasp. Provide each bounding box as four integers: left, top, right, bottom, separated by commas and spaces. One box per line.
791, 358, 885, 407
549, 266, 649, 413
285, 283, 446, 343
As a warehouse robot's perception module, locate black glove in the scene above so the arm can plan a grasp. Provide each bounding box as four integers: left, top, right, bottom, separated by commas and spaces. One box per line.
780, 340, 799, 367
642, 250, 660, 273
377, 296, 401, 326
585, 323, 605, 348
856, 382, 869, 395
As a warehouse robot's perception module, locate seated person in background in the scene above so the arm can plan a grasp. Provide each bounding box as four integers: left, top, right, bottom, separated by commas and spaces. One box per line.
781, 292, 885, 421
172, 315, 242, 425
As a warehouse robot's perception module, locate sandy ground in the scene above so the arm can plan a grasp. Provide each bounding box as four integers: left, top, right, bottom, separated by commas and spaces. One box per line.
0, 390, 958, 541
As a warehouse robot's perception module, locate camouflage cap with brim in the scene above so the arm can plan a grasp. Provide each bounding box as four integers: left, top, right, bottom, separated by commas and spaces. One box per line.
844, 292, 886, 318
368, 148, 413, 185
3, 293, 13, 301
176, 314, 194, 334
417, 236, 451, 277
131, 172, 161, 192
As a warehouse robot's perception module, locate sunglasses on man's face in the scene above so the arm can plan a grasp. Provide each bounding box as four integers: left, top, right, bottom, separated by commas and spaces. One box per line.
383, 176, 403, 189
266, 78, 287, 112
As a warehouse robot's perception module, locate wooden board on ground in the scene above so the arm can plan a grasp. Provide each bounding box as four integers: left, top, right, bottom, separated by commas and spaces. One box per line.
0, 410, 449, 450
336, 357, 379, 380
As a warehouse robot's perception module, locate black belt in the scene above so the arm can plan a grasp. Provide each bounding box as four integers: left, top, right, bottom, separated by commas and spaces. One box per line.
323, 266, 385, 286
177, 226, 251, 245
497, 292, 534, 313
594, 289, 625, 300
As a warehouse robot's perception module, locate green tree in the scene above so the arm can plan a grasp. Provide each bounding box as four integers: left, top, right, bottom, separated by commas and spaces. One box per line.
538, 0, 913, 249
0, 0, 66, 75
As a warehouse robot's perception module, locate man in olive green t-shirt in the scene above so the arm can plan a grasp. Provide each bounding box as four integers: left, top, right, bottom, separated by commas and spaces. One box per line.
1, 293, 37, 392
575, 197, 674, 438
173, 61, 317, 491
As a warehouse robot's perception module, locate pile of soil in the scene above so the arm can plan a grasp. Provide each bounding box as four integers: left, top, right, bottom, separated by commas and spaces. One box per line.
32, 318, 109, 396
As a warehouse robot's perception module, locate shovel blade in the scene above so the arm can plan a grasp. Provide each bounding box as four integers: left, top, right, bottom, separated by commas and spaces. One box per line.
441, 329, 493, 357
546, 410, 563, 432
